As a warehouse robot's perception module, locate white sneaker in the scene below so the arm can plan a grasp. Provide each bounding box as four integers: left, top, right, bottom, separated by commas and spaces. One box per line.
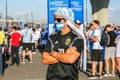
30, 61, 33, 63
110, 73, 115, 77
98, 75, 102, 79
104, 73, 110, 77
88, 75, 97, 79
21, 61, 26, 64
32, 52, 36, 54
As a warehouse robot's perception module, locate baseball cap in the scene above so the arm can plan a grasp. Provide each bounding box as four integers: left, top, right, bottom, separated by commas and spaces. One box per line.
75, 20, 81, 25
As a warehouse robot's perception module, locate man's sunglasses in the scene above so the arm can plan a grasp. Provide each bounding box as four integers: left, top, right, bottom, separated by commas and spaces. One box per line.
54, 18, 64, 22
77, 23, 81, 25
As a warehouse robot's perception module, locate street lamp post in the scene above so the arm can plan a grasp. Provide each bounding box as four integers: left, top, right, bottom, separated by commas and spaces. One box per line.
85, 0, 88, 26
6, 0, 8, 27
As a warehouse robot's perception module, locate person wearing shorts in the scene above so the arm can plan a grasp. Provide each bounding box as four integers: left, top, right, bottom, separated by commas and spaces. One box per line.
91, 49, 102, 62
21, 24, 33, 63
104, 25, 117, 77
88, 20, 103, 79
116, 35, 120, 78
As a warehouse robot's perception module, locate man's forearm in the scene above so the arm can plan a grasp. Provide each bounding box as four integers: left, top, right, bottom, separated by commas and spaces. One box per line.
42, 52, 59, 64
52, 51, 80, 64
2, 47, 5, 54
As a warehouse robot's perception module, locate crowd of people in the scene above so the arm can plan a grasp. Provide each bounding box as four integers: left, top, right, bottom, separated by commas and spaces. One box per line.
0, 24, 48, 79
0, 7, 120, 80
85, 22, 120, 79
42, 7, 120, 80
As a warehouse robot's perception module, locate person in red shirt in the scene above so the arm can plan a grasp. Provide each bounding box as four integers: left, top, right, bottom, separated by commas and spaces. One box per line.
10, 26, 21, 66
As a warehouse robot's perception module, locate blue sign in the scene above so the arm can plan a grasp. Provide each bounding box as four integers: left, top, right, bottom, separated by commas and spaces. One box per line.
70, 0, 84, 23
48, 0, 69, 24
48, 0, 69, 34
48, 0, 84, 34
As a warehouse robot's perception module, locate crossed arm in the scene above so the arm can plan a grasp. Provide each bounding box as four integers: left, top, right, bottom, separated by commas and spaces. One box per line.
42, 47, 80, 65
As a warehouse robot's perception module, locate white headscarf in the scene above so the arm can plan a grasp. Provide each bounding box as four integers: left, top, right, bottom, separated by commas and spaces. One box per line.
67, 20, 87, 72
54, 7, 87, 72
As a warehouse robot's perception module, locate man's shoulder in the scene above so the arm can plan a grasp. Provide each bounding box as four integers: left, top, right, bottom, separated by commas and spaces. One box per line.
49, 32, 58, 39
21, 28, 31, 31
11, 32, 20, 36
71, 30, 83, 39
12, 31, 19, 34
108, 31, 116, 35
94, 28, 101, 33
95, 28, 101, 31
0, 32, 3, 35
108, 31, 117, 37
71, 30, 79, 36
0, 32, 4, 38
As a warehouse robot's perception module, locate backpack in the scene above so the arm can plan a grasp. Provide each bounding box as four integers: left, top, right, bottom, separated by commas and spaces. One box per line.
100, 31, 109, 46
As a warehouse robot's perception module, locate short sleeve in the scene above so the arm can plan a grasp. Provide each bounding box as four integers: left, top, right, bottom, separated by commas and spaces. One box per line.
94, 29, 101, 37
43, 38, 52, 53
29, 29, 33, 34
72, 39, 84, 54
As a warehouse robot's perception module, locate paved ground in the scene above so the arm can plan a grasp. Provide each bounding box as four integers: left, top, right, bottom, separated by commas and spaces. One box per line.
2, 50, 120, 80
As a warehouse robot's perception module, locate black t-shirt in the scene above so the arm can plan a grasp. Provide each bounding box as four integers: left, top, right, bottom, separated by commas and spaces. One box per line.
44, 30, 84, 80
107, 31, 117, 47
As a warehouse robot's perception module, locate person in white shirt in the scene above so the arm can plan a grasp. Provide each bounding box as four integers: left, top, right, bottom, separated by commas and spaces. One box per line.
88, 20, 103, 79
116, 34, 120, 78
31, 28, 37, 54
21, 24, 33, 63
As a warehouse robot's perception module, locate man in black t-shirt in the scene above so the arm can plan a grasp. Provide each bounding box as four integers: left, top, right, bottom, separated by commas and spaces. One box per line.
104, 24, 117, 77
42, 8, 84, 80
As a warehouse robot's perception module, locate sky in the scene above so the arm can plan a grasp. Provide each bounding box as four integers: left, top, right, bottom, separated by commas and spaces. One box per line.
108, 0, 120, 25
0, 0, 120, 25
0, 0, 47, 22
86, 0, 120, 25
